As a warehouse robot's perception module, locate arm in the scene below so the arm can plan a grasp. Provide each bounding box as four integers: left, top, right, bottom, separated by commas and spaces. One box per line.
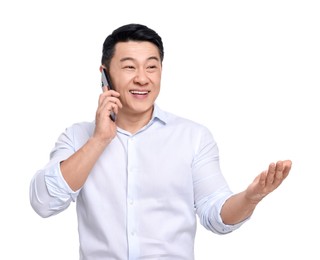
30, 88, 121, 217
220, 160, 292, 225
60, 88, 121, 191
60, 137, 111, 191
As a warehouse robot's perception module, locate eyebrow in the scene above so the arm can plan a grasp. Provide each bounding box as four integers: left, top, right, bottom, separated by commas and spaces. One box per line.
120, 56, 160, 62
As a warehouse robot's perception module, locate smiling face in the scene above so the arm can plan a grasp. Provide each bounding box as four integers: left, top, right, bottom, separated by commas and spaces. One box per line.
109, 41, 162, 120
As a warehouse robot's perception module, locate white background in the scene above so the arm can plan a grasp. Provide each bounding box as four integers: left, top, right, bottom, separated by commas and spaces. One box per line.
1, 0, 319, 259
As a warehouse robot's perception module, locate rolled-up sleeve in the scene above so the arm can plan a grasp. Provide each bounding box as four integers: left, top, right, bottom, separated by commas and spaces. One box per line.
193, 127, 248, 234
29, 126, 80, 218
30, 163, 79, 218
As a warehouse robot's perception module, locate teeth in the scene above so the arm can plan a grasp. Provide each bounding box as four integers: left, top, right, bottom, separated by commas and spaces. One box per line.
130, 90, 149, 95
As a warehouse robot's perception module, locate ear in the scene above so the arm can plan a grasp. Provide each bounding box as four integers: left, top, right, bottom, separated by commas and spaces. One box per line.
99, 65, 104, 73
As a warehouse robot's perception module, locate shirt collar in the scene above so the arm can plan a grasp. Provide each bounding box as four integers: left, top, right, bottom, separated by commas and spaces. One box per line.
116, 104, 168, 136
152, 103, 168, 125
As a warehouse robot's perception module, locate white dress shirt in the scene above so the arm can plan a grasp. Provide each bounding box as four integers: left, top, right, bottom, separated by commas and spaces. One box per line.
30, 104, 246, 260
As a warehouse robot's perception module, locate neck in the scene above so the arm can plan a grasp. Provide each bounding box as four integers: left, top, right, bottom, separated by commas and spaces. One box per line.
116, 106, 154, 134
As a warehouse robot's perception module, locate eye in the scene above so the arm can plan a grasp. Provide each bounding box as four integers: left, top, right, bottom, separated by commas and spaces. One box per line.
124, 65, 135, 70
146, 65, 158, 72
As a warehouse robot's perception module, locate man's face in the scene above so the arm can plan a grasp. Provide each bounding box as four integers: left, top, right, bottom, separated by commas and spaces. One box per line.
109, 41, 162, 117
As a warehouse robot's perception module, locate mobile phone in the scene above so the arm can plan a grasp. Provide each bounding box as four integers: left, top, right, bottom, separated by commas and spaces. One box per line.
101, 68, 116, 122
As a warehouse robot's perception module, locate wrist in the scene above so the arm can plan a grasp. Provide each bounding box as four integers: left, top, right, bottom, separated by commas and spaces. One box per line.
88, 135, 112, 150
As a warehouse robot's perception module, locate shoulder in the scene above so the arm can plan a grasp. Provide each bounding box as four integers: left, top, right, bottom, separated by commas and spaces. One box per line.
157, 106, 215, 141
62, 121, 95, 139
161, 107, 211, 132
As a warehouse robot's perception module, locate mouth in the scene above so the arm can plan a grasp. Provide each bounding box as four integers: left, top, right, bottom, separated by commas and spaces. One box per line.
129, 90, 150, 96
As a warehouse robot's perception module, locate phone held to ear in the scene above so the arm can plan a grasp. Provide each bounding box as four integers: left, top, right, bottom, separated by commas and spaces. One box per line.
101, 68, 116, 122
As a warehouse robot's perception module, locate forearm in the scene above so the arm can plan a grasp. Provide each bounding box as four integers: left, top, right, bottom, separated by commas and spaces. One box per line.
220, 191, 258, 225
60, 136, 110, 191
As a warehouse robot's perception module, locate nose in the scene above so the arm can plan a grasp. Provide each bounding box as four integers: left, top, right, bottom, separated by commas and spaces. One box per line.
133, 69, 149, 86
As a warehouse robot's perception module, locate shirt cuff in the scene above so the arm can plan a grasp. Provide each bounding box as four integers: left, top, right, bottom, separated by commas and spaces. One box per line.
211, 194, 250, 234
44, 161, 80, 203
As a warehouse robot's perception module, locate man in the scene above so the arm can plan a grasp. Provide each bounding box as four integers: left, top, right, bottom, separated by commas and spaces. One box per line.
30, 23, 292, 260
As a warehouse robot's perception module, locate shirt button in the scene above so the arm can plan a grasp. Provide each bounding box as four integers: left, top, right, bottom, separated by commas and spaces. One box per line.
129, 199, 134, 205
131, 231, 135, 236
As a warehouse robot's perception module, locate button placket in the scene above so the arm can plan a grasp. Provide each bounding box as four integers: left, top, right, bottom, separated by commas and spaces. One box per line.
126, 137, 139, 258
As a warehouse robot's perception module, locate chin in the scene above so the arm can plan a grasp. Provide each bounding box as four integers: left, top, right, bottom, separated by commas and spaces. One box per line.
133, 104, 154, 114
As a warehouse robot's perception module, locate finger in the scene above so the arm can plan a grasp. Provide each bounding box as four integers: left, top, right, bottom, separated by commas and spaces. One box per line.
102, 88, 121, 98
258, 170, 267, 187
102, 86, 108, 92
98, 93, 122, 109
98, 93, 116, 112
109, 96, 123, 109
96, 106, 115, 126
98, 92, 108, 106
101, 86, 120, 95
103, 101, 117, 116
281, 160, 292, 179
99, 86, 119, 98
273, 161, 285, 186
110, 102, 120, 115
96, 102, 111, 122
266, 162, 276, 185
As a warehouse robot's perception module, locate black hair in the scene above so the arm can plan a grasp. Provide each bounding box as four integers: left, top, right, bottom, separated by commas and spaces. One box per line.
101, 23, 164, 68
